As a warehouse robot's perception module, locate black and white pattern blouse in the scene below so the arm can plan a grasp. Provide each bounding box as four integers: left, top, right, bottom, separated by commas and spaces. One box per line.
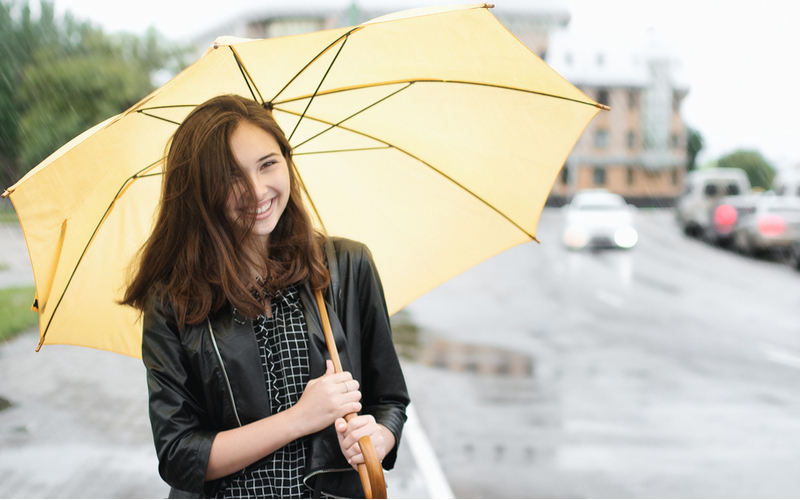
218, 285, 313, 499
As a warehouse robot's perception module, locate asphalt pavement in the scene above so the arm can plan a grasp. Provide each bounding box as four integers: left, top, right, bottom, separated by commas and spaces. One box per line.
402, 207, 800, 498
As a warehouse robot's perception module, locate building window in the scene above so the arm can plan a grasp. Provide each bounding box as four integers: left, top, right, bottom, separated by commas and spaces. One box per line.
560, 165, 569, 184
627, 131, 635, 149
594, 130, 609, 148
628, 90, 637, 109
596, 89, 609, 106
627, 167, 634, 185
593, 167, 606, 185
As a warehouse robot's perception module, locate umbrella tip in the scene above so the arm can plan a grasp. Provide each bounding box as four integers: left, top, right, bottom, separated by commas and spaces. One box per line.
1, 189, 10, 198
597, 103, 611, 111
484, 3, 495, 7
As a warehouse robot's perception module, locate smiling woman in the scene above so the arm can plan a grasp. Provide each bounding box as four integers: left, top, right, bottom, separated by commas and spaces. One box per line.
120, 94, 409, 498
226, 122, 291, 247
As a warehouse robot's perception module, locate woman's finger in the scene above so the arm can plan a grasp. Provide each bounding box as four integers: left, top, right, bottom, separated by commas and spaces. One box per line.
341, 379, 360, 394
341, 423, 381, 450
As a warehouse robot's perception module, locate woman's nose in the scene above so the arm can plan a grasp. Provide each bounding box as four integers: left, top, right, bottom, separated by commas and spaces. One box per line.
250, 175, 269, 198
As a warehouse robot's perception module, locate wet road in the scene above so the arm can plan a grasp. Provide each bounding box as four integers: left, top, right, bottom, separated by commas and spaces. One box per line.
401, 207, 800, 498
3, 209, 800, 497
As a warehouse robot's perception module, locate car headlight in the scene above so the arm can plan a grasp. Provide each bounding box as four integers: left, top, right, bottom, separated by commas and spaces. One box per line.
614, 226, 638, 248
563, 225, 589, 249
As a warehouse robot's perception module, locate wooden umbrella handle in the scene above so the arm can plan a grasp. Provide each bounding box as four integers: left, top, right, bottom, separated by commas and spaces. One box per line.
314, 289, 387, 499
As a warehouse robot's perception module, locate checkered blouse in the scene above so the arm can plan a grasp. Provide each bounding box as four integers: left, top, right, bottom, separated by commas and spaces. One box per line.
217, 285, 313, 499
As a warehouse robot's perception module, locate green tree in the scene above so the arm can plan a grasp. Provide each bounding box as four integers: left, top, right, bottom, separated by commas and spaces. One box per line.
0, 0, 188, 186
717, 149, 776, 190
686, 127, 703, 172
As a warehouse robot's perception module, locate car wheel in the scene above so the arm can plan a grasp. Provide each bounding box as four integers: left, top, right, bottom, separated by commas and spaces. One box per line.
734, 231, 752, 257
789, 242, 800, 270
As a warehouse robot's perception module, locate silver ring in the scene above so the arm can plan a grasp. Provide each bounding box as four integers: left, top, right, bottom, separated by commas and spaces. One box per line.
345, 382, 351, 393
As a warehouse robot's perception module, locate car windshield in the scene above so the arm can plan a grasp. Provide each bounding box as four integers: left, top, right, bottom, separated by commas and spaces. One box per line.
575, 195, 626, 210
578, 204, 625, 210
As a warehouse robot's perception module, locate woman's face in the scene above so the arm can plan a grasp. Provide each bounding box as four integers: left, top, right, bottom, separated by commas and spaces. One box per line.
226, 121, 291, 245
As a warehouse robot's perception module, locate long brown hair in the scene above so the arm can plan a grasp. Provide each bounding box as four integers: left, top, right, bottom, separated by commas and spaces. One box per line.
122, 94, 329, 326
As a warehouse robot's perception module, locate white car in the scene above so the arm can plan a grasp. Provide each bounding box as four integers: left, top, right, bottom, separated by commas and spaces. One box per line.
562, 190, 638, 250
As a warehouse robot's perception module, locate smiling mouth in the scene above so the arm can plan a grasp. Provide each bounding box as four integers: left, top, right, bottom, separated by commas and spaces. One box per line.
248, 198, 273, 216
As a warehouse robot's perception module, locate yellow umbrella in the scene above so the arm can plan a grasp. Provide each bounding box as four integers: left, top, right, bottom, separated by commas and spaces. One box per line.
3, 3, 605, 359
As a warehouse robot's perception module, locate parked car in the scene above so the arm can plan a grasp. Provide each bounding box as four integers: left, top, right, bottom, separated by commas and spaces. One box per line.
728, 193, 800, 257
675, 168, 750, 242
773, 170, 800, 197
562, 189, 638, 250
708, 193, 763, 246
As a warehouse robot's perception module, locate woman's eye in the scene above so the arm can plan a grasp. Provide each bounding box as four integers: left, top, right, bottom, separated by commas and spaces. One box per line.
260, 161, 276, 170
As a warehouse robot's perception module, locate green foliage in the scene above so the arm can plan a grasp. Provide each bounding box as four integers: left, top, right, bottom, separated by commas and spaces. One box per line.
0, 0, 188, 186
717, 150, 776, 190
686, 127, 703, 172
0, 206, 18, 223
0, 285, 38, 342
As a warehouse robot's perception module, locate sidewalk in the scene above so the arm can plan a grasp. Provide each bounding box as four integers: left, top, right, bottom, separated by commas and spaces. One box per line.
0, 224, 34, 288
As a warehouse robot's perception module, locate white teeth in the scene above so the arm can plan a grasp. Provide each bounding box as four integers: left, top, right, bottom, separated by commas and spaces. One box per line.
251, 198, 273, 215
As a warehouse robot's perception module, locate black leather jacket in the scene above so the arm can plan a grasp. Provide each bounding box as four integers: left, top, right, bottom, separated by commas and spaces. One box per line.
142, 238, 410, 498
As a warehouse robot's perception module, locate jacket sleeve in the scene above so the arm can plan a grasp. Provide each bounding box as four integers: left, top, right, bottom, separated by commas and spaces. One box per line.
349, 241, 410, 469
142, 300, 216, 495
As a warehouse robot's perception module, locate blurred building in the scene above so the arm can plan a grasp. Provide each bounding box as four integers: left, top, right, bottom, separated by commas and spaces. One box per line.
546, 36, 690, 207
191, 2, 569, 61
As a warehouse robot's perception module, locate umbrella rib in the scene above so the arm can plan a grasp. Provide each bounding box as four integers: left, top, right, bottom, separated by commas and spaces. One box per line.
279, 108, 536, 240
294, 146, 391, 156
137, 110, 182, 126
269, 28, 360, 105
38, 160, 164, 346
291, 83, 413, 151
229, 46, 264, 104
275, 79, 608, 110
388, 146, 537, 240
293, 167, 326, 234
287, 34, 350, 142
136, 104, 196, 110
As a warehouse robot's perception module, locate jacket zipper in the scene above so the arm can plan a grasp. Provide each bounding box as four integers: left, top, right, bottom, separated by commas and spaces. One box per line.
303, 468, 355, 499
207, 318, 243, 427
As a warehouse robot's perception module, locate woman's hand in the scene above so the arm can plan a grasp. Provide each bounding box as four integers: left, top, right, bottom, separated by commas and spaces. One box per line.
291, 360, 361, 435
335, 415, 395, 470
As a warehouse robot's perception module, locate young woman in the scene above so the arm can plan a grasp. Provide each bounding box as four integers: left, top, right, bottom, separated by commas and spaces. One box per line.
123, 94, 409, 498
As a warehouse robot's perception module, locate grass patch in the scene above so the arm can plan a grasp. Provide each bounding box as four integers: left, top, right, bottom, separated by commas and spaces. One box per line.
0, 286, 38, 343
0, 208, 18, 224
0, 262, 8, 272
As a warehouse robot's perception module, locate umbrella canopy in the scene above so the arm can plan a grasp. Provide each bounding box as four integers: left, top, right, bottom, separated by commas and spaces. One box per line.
4, 3, 604, 359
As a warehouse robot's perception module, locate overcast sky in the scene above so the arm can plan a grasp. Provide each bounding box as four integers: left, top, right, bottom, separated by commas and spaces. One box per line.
48, 0, 800, 171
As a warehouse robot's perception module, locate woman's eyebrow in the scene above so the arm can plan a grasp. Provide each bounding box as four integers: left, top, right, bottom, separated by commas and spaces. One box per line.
257, 153, 279, 163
